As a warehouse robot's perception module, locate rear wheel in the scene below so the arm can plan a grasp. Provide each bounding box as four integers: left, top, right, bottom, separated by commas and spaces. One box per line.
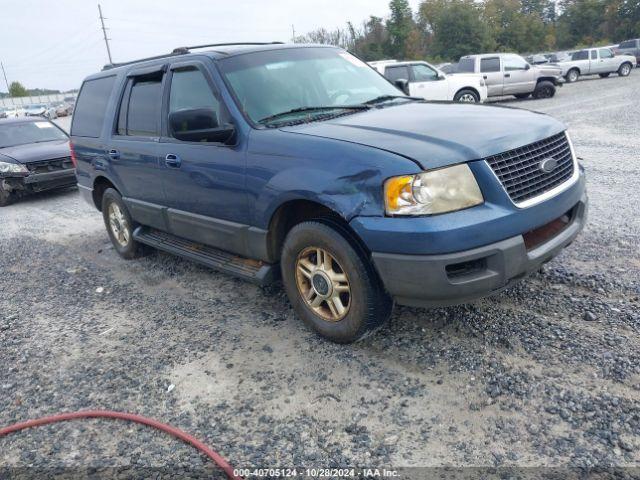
533, 81, 556, 99
101, 188, 146, 259
618, 63, 632, 77
453, 89, 479, 103
599, 73, 610, 78
566, 69, 580, 83
0, 185, 13, 207
281, 221, 392, 343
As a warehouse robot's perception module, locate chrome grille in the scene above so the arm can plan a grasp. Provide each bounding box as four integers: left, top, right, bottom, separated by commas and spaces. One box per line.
485, 132, 574, 205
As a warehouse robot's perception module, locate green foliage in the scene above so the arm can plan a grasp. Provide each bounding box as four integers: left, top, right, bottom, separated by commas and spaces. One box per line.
296, 0, 637, 62
8, 81, 27, 97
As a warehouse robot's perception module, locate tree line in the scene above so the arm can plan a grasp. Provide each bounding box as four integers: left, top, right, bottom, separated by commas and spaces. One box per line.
295, 0, 640, 63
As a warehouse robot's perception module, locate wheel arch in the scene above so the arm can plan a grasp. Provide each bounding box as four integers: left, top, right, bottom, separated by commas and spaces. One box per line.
266, 198, 369, 263
92, 175, 119, 211
454, 86, 480, 101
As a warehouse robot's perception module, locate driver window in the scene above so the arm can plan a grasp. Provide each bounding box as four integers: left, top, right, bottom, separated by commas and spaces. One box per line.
503, 55, 528, 71
599, 48, 613, 59
169, 68, 222, 141
411, 64, 439, 82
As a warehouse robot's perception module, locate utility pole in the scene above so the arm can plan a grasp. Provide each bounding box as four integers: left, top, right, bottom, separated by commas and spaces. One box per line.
98, 4, 113, 65
291, 24, 296, 43
0, 62, 9, 93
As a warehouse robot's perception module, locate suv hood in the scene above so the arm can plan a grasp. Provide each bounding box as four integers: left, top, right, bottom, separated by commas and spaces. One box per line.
0, 140, 70, 164
281, 102, 564, 169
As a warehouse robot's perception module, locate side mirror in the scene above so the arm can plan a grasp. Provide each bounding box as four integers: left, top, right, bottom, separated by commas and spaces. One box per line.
437, 72, 446, 80
169, 108, 235, 144
394, 78, 410, 95
525, 63, 531, 70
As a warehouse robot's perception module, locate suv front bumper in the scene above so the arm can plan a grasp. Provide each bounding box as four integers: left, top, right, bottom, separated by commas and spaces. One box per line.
371, 193, 587, 307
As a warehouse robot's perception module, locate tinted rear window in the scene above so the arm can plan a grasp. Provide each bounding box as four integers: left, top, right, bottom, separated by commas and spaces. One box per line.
384, 65, 410, 82
71, 76, 116, 138
457, 58, 475, 73
571, 51, 589, 60
480, 58, 501, 72
619, 40, 637, 48
126, 79, 162, 136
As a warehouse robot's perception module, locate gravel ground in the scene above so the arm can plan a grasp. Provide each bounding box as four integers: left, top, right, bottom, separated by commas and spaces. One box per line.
1, 73, 639, 479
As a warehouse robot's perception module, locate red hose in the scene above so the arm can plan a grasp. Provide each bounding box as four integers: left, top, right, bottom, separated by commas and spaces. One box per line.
0, 410, 242, 480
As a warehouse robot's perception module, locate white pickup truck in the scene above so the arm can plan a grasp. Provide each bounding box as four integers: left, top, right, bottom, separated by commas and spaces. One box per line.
370, 60, 488, 103
558, 47, 637, 83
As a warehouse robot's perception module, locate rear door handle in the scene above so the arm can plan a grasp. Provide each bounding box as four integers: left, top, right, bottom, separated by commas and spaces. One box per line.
504, 73, 511, 78
165, 154, 182, 168
108, 149, 120, 159
483, 75, 488, 79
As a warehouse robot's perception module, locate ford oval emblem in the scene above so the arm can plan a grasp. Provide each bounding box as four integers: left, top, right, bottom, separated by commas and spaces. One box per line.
539, 157, 559, 174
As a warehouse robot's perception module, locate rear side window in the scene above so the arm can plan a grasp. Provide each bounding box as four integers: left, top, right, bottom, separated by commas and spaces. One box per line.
457, 58, 475, 73
480, 58, 500, 73
572, 50, 588, 60
71, 76, 116, 138
117, 74, 163, 137
591, 50, 598, 60
384, 66, 410, 82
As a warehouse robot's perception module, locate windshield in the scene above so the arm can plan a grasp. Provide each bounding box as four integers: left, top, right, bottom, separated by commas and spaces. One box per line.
218, 47, 403, 125
28, 104, 45, 109
0, 121, 68, 148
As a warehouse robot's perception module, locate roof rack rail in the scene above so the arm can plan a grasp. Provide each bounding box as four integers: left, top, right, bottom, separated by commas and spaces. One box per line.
102, 42, 285, 71
172, 42, 284, 54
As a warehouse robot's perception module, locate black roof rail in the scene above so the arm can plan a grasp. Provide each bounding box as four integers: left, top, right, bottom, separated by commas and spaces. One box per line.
172, 42, 285, 54
102, 42, 285, 70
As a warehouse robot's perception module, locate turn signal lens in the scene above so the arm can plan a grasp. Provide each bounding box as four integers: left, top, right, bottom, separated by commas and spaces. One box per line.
384, 164, 484, 216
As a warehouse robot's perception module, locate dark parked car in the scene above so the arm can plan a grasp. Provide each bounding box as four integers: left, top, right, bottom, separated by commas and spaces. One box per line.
614, 39, 640, 64
0, 117, 75, 206
72, 43, 587, 343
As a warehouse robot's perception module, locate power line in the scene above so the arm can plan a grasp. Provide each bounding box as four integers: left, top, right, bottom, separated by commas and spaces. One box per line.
1, 62, 10, 91
98, 4, 114, 65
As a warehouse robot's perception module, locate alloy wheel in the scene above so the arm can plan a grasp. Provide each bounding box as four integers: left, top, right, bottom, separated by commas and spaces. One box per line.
458, 93, 477, 103
295, 247, 351, 322
108, 202, 130, 247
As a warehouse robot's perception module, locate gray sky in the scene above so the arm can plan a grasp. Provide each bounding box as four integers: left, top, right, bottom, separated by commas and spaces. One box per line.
1, 0, 421, 92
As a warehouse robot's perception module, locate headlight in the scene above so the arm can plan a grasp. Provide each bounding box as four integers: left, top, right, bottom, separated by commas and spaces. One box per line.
0, 160, 28, 174
384, 164, 484, 216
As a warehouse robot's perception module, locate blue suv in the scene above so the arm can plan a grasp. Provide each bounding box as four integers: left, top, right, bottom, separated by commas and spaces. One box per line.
71, 43, 587, 343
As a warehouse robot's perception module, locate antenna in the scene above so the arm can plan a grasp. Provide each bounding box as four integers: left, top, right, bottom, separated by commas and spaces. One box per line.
0, 62, 9, 92
98, 4, 114, 65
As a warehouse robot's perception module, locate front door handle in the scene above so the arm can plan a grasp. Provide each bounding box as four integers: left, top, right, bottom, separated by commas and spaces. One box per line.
165, 154, 182, 168
504, 73, 511, 78
483, 75, 488, 79
108, 149, 120, 159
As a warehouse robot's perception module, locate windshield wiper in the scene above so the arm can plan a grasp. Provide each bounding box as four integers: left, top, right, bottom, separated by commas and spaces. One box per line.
258, 105, 370, 125
363, 95, 423, 105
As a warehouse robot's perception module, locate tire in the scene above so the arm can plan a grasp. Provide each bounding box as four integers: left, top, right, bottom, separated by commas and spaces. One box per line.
0, 185, 13, 207
101, 188, 146, 259
599, 73, 610, 78
618, 62, 632, 77
514, 93, 531, 99
532, 81, 556, 99
453, 89, 479, 103
280, 220, 393, 343
566, 69, 579, 83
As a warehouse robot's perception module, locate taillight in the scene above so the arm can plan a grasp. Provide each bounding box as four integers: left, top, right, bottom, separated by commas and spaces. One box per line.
69, 142, 77, 168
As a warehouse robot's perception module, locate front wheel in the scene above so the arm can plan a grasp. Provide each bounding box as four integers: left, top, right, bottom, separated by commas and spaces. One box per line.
101, 188, 146, 259
532, 81, 556, 99
453, 89, 479, 103
618, 63, 632, 77
281, 221, 392, 343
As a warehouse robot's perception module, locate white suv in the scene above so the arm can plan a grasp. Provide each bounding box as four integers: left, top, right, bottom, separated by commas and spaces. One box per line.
370, 60, 488, 103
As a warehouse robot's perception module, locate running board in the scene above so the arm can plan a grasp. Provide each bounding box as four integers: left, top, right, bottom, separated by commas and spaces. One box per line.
133, 227, 277, 286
